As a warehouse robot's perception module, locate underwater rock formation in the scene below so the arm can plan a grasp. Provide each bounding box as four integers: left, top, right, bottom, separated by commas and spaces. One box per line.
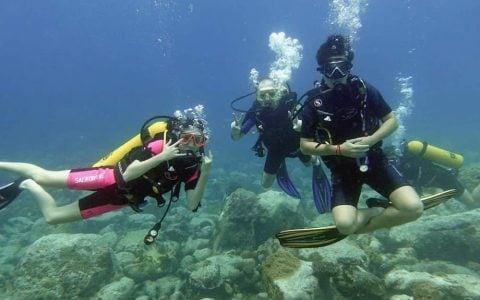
262, 250, 321, 299
385, 209, 480, 263
213, 189, 304, 251
12, 233, 113, 299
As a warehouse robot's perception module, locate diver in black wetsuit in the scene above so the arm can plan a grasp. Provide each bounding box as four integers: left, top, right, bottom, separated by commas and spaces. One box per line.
230, 78, 312, 197
386, 141, 480, 208
300, 34, 423, 236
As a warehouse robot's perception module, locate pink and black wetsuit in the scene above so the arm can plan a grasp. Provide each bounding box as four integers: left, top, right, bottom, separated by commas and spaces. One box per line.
69, 140, 201, 219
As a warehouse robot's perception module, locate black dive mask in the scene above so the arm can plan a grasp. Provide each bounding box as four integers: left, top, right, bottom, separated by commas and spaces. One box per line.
318, 59, 352, 80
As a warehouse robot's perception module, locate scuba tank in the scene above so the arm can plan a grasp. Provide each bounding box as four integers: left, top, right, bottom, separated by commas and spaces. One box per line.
93, 121, 168, 167
406, 140, 464, 169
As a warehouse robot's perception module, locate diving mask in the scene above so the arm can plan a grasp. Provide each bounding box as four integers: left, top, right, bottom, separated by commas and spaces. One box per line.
179, 132, 206, 147
319, 57, 352, 79
257, 89, 280, 106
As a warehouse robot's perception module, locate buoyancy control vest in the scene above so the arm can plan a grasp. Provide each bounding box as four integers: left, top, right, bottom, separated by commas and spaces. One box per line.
305, 75, 386, 169
92, 116, 204, 245
251, 92, 300, 152
307, 75, 378, 145
114, 141, 201, 209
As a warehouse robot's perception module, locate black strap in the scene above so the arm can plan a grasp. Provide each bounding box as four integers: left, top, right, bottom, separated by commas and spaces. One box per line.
143, 182, 182, 245
143, 197, 173, 245
419, 141, 429, 157
139, 115, 172, 147
230, 91, 257, 113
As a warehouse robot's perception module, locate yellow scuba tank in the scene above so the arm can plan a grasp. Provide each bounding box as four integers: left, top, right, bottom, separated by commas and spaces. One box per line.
93, 121, 168, 167
406, 140, 464, 169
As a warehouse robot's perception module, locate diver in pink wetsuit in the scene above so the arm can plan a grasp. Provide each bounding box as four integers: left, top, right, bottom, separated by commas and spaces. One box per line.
0, 113, 212, 243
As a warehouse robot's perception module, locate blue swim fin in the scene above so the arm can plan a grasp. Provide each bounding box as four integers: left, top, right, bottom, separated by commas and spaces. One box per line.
0, 178, 25, 210
312, 163, 332, 214
276, 160, 301, 199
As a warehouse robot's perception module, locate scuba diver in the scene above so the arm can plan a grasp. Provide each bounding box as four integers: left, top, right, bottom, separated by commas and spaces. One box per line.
377, 140, 480, 208
230, 78, 329, 205
0, 108, 213, 244
296, 34, 424, 243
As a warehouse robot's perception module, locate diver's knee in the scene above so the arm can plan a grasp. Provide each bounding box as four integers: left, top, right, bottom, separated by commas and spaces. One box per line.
44, 212, 64, 225
402, 202, 423, 221
44, 217, 63, 225
19, 178, 37, 190
44, 215, 57, 225
29, 169, 49, 183
335, 219, 357, 235
261, 173, 275, 188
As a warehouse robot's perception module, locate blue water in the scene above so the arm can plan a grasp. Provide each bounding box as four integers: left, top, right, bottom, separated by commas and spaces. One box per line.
2, 0, 479, 165
2, 1, 480, 298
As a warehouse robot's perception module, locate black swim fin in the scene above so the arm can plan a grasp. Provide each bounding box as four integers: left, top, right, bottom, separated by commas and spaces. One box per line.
276, 160, 301, 199
366, 189, 457, 210
312, 162, 332, 214
0, 178, 25, 210
277, 189, 457, 248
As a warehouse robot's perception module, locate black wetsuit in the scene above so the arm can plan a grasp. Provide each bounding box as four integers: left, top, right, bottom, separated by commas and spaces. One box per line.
393, 150, 465, 197
240, 92, 311, 174
301, 75, 407, 207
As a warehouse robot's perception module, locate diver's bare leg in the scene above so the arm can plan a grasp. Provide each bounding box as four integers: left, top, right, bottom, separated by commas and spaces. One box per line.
19, 179, 82, 224
459, 189, 475, 208
471, 183, 480, 204
356, 186, 423, 233
332, 205, 383, 235
0, 162, 69, 187
261, 172, 276, 188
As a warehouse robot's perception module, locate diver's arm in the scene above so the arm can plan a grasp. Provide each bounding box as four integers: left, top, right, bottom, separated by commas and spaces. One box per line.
186, 151, 213, 211
122, 140, 184, 182
300, 138, 337, 156
350, 112, 399, 146
369, 112, 398, 144
301, 138, 369, 158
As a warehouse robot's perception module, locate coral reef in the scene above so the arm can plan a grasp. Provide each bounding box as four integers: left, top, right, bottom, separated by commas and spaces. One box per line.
1, 184, 480, 299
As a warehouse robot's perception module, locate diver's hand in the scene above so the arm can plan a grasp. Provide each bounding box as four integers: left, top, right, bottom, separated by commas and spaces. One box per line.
339, 139, 370, 158
292, 118, 302, 132
348, 136, 375, 147
230, 120, 241, 131
201, 151, 213, 173
159, 139, 186, 161
230, 113, 244, 140
231, 113, 243, 129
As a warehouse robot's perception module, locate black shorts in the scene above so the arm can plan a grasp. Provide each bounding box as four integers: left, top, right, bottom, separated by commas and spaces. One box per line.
264, 149, 312, 174
78, 185, 128, 219
331, 154, 408, 208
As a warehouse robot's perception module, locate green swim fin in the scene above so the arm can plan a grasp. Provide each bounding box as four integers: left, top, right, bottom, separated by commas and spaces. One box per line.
276, 189, 457, 248
421, 189, 457, 209
276, 225, 347, 248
